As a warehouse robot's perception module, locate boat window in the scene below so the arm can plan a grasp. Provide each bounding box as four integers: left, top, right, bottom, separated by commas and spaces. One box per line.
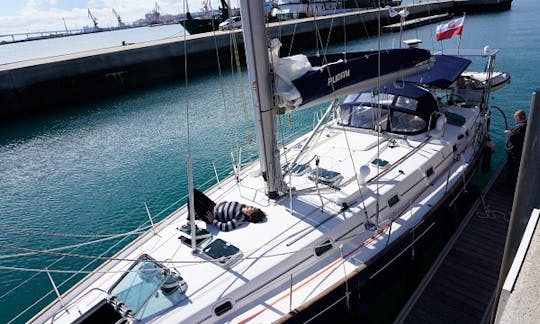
388, 194, 400, 208
108, 254, 187, 320
425, 167, 434, 178
394, 95, 418, 112
214, 300, 233, 316
338, 104, 390, 130
390, 111, 426, 133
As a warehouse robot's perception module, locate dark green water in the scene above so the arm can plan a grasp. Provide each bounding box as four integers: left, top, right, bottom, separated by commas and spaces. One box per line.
1, 1, 539, 322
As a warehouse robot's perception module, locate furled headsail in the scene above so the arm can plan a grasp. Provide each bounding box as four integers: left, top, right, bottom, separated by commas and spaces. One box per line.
270, 39, 433, 112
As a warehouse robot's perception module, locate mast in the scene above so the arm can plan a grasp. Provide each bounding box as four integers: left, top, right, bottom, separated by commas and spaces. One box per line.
239, 0, 285, 199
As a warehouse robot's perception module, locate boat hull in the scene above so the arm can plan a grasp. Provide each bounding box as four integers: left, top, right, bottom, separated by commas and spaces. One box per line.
277, 146, 484, 323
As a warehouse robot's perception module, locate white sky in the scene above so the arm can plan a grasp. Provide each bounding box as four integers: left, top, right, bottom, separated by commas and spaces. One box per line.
0, 1, 240, 35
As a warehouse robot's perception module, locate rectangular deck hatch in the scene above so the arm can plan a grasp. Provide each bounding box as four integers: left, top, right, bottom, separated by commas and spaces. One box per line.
202, 238, 242, 266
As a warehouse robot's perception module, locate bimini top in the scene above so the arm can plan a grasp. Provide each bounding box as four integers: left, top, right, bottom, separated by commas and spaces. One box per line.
339, 82, 438, 135
404, 54, 471, 89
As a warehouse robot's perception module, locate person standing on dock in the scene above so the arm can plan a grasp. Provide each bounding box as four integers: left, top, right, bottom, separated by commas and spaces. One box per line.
504, 109, 527, 185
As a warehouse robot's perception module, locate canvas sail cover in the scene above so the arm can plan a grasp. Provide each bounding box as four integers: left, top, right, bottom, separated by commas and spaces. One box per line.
270, 39, 433, 112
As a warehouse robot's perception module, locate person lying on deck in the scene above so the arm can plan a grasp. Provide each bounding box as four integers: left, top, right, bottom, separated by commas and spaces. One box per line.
190, 189, 266, 231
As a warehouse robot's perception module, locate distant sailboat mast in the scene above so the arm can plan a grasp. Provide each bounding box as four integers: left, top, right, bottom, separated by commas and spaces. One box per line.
240, 0, 285, 199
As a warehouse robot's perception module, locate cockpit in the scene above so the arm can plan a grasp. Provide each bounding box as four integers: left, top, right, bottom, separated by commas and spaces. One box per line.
338, 82, 439, 135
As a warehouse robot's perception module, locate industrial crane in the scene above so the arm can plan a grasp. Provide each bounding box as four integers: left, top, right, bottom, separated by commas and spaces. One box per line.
87, 9, 98, 29
112, 9, 125, 27
152, 2, 162, 23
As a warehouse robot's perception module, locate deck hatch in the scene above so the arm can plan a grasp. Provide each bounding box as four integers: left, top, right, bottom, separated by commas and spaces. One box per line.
202, 238, 243, 266
308, 168, 343, 186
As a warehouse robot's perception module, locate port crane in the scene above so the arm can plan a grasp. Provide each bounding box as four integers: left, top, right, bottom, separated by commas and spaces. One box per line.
112, 9, 125, 27
151, 2, 162, 23
87, 9, 98, 29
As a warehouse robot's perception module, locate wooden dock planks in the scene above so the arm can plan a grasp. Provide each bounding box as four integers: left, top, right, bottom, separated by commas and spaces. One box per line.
395, 160, 513, 323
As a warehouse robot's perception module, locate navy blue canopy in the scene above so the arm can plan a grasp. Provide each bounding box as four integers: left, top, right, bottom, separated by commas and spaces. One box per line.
291, 48, 432, 108
351, 82, 438, 124
404, 54, 471, 89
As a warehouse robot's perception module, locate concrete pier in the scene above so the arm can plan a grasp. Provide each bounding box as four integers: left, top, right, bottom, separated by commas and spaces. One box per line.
0, 0, 511, 124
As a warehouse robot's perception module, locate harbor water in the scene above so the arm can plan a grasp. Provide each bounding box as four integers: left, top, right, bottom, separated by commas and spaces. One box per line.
1, 0, 539, 322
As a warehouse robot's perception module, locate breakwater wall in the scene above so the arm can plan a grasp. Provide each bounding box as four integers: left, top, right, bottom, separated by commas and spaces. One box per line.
0, 0, 511, 124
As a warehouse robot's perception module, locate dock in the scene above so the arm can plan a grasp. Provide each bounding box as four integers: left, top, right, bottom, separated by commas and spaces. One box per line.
383, 13, 451, 32
0, 0, 511, 124
395, 90, 540, 323
395, 161, 512, 323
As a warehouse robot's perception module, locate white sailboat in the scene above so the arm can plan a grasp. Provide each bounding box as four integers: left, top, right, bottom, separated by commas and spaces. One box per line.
30, 1, 505, 323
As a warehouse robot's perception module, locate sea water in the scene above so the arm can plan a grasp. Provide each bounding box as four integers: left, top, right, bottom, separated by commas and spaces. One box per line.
1, 0, 539, 322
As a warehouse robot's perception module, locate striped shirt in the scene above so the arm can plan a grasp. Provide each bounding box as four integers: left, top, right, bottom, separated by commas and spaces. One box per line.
212, 201, 245, 231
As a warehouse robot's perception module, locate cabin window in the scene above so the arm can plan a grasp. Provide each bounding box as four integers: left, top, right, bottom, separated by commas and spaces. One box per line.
388, 194, 400, 208
214, 300, 233, 316
390, 111, 426, 133
315, 239, 333, 256
425, 167, 434, 178
394, 96, 418, 112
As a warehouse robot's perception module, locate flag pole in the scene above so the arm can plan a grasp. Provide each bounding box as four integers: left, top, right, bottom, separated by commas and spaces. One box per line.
457, 13, 465, 54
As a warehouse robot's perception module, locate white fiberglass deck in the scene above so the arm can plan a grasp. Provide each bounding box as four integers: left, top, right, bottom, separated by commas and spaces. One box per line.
34, 104, 483, 324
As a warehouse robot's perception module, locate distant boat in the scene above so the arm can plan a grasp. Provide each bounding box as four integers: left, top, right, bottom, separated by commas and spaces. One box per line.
180, 0, 402, 35
179, 0, 234, 34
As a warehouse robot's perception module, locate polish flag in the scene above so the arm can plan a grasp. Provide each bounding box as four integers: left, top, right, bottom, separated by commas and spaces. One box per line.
436, 16, 465, 41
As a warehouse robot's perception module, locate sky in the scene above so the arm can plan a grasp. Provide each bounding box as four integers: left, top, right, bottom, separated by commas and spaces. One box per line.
0, 0, 238, 35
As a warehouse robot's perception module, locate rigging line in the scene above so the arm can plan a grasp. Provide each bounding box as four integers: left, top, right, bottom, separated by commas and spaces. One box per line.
321, 3, 338, 58
211, 14, 238, 158
360, 14, 371, 42
0, 224, 148, 238
7, 219, 152, 324
312, 14, 323, 58
287, 21, 298, 57
0, 232, 137, 260
0, 245, 310, 273
375, 2, 383, 227
339, 118, 369, 215
182, 0, 192, 159
232, 22, 253, 144
0, 246, 72, 301
2, 224, 375, 272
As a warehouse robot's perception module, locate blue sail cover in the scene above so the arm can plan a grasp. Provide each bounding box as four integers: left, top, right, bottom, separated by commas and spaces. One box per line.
404, 54, 471, 89
291, 48, 432, 108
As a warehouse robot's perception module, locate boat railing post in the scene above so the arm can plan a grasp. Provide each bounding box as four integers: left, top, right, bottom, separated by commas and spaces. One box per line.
187, 154, 197, 251
491, 89, 540, 323
212, 162, 221, 187
46, 268, 69, 314
144, 202, 156, 235
289, 273, 293, 312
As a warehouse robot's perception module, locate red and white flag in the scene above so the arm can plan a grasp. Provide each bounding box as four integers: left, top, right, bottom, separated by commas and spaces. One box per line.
436, 16, 465, 41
